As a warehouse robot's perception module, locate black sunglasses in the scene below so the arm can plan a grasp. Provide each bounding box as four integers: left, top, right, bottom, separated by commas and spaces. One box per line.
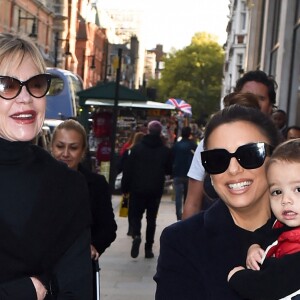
0, 73, 52, 100
201, 142, 274, 175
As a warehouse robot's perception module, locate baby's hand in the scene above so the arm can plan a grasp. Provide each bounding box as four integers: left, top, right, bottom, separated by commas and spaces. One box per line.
227, 266, 245, 281
246, 244, 264, 270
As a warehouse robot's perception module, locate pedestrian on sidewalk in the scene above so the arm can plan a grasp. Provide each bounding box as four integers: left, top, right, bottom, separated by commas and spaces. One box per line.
122, 120, 172, 259
171, 126, 197, 220
50, 119, 117, 299
117, 131, 145, 236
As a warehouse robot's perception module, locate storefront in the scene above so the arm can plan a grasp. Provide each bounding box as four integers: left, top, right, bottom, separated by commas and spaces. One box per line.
77, 82, 176, 182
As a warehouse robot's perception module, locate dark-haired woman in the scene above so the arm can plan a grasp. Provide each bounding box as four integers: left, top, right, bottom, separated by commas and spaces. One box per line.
155, 101, 282, 299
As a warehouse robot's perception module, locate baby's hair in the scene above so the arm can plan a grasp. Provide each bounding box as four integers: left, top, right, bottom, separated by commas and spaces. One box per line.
266, 138, 300, 171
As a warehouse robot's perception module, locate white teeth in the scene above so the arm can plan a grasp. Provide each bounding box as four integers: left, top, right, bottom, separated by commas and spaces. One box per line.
228, 181, 251, 190
14, 114, 32, 118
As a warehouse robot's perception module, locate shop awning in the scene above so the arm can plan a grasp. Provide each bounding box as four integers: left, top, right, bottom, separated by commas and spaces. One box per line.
78, 81, 175, 110
78, 81, 147, 105
85, 99, 175, 110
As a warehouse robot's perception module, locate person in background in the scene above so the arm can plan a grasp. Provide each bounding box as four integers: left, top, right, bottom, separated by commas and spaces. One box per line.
272, 109, 287, 141
171, 126, 197, 220
182, 70, 277, 220
154, 103, 281, 299
0, 33, 92, 299
286, 125, 300, 140
119, 131, 135, 156
122, 120, 172, 259
51, 119, 117, 300
51, 119, 117, 259
136, 122, 148, 135
117, 132, 145, 175
117, 131, 145, 236
228, 139, 300, 299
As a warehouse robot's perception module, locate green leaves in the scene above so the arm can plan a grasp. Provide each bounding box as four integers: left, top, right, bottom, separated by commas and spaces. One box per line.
157, 32, 224, 124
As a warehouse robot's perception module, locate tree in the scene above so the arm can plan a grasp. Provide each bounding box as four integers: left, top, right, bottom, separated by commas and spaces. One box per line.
158, 32, 224, 124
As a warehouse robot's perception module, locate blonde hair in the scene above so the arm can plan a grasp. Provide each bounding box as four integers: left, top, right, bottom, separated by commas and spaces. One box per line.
51, 119, 88, 154
129, 132, 144, 149
0, 33, 46, 75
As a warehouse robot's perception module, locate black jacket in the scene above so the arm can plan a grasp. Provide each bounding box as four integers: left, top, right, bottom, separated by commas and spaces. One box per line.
171, 137, 197, 178
122, 134, 172, 196
78, 164, 117, 255
0, 138, 92, 299
229, 224, 300, 299
154, 199, 274, 299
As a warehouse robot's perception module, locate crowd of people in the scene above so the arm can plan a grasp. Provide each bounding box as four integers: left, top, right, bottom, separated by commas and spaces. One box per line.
2, 31, 300, 299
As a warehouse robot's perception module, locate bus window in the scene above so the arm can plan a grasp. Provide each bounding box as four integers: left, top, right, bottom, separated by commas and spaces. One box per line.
46, 68, 83, 119
48, 75, 64, 96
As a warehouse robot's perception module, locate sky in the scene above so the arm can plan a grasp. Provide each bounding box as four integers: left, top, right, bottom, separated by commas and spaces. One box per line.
100, 0, 230, 52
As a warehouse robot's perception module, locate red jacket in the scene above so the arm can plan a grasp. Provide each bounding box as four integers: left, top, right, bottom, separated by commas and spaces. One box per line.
265, 220, 300, 258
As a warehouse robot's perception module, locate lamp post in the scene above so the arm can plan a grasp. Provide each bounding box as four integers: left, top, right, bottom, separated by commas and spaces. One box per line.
18, 9, 37, 38
103, 40, 109, 83
81, 50, 96, 86
108, 48, 122, 189
54, 32, 71, 67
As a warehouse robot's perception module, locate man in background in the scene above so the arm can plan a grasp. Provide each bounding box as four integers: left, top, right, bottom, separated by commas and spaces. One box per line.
122, 120, 172, 259
286, 125, 300, 140
171, 126, 197, 220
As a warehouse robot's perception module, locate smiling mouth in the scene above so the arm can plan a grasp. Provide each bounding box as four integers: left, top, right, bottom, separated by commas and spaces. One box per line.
13, 114, 33, 119
228, 181, 252, 190
11, 112, 36, 120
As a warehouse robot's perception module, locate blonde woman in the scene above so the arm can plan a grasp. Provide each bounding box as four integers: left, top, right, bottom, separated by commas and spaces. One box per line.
0, 33, 92, 299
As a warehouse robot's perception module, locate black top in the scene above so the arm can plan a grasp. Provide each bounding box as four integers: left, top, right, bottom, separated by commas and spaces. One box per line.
229, 224, 300, 299
0, 138, 92, 299
154, 199, 274, 299
78, 164, 117, 255
122, 134, 172, 196
171, 137, 197, 178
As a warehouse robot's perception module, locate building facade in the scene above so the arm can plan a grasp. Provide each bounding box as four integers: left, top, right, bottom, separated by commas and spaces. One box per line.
247, 0, 300, 126
222, 0, 248, 99
223, 0, 300, 126
0, 0, 143, 90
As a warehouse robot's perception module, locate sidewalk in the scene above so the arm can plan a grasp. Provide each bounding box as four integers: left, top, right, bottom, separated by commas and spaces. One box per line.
99, 193, 177, 300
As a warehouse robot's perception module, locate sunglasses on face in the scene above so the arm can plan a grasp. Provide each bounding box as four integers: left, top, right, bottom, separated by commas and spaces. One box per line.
0, 73, 52, 100
201, 142, 274, 175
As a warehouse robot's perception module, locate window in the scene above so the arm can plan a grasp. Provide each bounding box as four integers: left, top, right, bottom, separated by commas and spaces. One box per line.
240, 1, 247, 31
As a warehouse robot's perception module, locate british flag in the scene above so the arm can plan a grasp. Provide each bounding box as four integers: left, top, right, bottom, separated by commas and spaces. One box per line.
166, 98, 192, 116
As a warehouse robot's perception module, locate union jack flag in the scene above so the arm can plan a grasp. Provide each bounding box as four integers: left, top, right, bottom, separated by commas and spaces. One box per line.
166, 98, 192, 116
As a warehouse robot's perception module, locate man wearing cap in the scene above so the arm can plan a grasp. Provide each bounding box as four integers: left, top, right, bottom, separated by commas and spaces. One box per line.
122, 120, 172, 259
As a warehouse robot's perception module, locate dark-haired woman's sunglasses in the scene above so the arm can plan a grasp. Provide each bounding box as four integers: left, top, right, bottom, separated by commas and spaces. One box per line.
0, 73, 52, 100
201, 142, 274, 175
